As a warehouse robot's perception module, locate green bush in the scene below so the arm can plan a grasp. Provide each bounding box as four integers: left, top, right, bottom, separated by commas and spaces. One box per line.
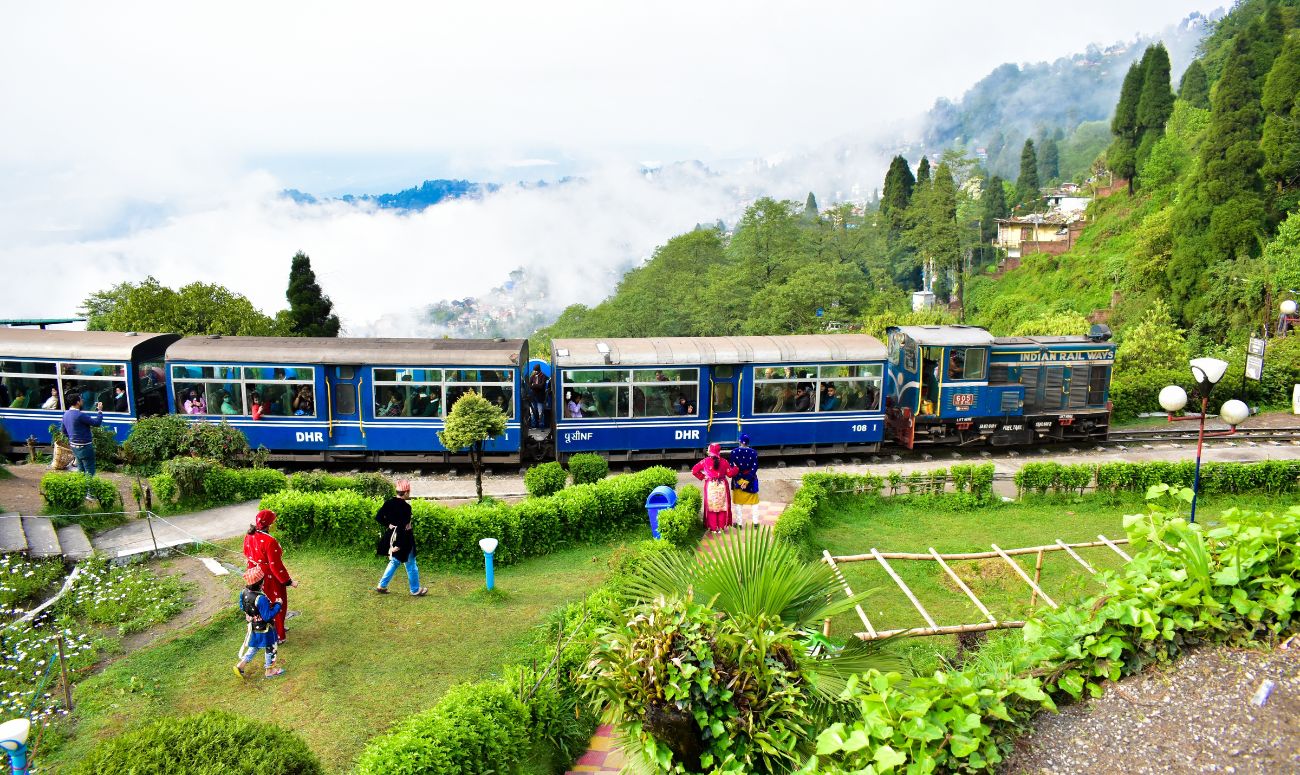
657, 486, 703, 548
179, 420, 250, 467
353, 682, 531, 775
162, 457, 221, 503
49, 422, 121, 472
524, 461, 567, 497
1109, 366, 1189, 423
567, 452, 609, 485
68, 709, 322, 775
261, 467, 675, 566
148, 459, 287, 511
122, 414, 190, 473
39, 472, 120, 513
286, 471, 395, 499
0, 554, 66, 609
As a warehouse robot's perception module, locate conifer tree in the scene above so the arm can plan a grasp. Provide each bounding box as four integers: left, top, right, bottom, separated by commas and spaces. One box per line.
879, 156, 915, 246
1261, 34, 1300, 214
915, 157, 931, 189
1135, 44, 1175, 175
979, 175, 1009, 243
285, 251, 342, 337
1015, 140, 1039, 208
1038, 138, 1060, 184
1245, 4, 1285, 88
1168, 35, 1268, 321
1178, 59, 1210, 109
1109, 59, 1145, 192
803, 191, 820, 222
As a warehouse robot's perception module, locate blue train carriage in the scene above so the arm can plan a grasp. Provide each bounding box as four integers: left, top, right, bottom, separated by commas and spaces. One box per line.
0, 328, 179, 453
163, 336, 526, 462
550, 335, 888, 461
885, 324, 1114, 448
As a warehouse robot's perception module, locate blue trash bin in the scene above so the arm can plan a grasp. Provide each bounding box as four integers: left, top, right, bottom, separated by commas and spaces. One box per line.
645, 485, 678, 539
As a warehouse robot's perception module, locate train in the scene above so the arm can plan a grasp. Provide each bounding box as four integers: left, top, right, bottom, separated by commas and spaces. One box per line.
0, 324, 1114, 464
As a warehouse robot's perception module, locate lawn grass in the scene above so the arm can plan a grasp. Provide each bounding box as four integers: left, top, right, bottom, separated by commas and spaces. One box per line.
43, 533, 642, 773
812, 492, 1300, 671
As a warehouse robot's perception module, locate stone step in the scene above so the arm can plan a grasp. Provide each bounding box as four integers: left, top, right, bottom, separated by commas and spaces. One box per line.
21, 517, 62, 559
0, 513, 28, 554
55, 524, 93, 561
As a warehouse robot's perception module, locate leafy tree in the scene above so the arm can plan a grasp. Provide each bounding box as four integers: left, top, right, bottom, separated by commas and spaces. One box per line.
1261, 34, 1300, 214
1014, 139, 1039, 208
729, 198, 802, 283
437, 390, 507, 502
1168, 35, 1269, 321
1243, 3, 1286, 88
802, 191, 819, 222
742, 262, 868, 334
1037, 138, 1060, 184
1178, 59, 1210, 109
879, 156, 915, 245
1009, 311, 1089, 336
83, 277, 280, 336
284, 251, 341, 337
1109, 59, 1145, 192
1115, 299, 1188, 375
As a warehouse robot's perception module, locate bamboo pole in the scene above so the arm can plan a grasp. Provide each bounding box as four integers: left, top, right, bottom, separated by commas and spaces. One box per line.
1055, 539, 1097, 574
822, 550, 876, 638
929, 548, 997, 625
991, 544, 1058, 609
831, 538, 1128, 563
1097, 534, 1133, 562
1030, 549, 1045, 606
855, 620, 1027, 641
871, 549, 939, 629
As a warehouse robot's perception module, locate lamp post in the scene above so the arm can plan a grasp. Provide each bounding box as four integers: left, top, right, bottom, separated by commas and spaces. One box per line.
1280, 298, 1298, 336
0, 718, 30, 774
478, 537, 498, 591
1159, 357, 1249, 523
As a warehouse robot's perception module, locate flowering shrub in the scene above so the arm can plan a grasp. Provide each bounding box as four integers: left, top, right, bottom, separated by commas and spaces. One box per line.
57, 555, 189, 636
0, 620, 100, 728
0, 554, 66, 610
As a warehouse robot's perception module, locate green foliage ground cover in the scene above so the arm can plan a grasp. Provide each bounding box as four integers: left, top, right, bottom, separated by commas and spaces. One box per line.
44, 538, 645, 773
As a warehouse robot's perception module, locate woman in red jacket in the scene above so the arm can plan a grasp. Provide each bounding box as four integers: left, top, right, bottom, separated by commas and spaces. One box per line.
244, 509, 296, 642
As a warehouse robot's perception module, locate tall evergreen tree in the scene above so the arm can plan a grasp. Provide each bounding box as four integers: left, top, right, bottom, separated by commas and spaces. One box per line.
979, 175, 1009, 244
908, 162, 961, 296
803, 191, 820, 222
285, 251, 342, 337
1038, 138, 1060, 184
1178, 59, 1210, 109
879, 156, 915, 246
1015, 140, 1040, 208
1261, 34, 1300, 214
1168, 35, 1269, 321
1244, 4, 1285, 88
915, 156, 931, 189
1109, 59, 1145, 192
1135, 44, 1176, 175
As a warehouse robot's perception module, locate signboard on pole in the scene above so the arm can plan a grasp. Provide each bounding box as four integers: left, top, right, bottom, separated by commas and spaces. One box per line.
1246, 337, 1266, 381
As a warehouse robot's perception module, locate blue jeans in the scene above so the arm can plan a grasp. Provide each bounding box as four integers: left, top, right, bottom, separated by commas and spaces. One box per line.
379, 555, 421, 594
530, 399, 546, 427
71, 443, 96, 478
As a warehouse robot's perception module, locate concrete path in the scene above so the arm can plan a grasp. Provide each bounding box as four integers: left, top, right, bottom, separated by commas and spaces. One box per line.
91, 500, 260, 558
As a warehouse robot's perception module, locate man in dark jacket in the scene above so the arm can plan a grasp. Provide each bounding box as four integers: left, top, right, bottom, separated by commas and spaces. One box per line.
61, 393, 103, 476
374, 479, 428, 596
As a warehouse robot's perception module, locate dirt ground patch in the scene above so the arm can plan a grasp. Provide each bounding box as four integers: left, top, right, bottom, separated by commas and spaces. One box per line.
0, 463, 137, 517
1005, 641, 1300, 774
117, 554, 238, 655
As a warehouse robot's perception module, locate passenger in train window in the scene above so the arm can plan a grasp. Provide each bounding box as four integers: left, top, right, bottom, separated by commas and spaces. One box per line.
564, 390, 581, 418
113, 385, 128, 412
948, 350, 965, 380
794, 386, 812, 412
293, 386, 314, 416
40, 387, 60, 410
220, 391, 239, 416
378, 389, 403, 417
184, 389, 207, 415
820, 383, 841, 411
251, 393, 265, 420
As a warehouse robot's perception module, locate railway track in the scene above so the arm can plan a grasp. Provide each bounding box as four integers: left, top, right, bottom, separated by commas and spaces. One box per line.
1105, 425, 1300, 445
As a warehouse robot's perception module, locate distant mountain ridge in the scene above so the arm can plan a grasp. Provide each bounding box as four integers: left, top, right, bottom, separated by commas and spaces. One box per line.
281, 178, 486, 211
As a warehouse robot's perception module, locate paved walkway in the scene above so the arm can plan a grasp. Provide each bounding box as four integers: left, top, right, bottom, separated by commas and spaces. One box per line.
91, 500, 260, 558
567, 498, 788, 774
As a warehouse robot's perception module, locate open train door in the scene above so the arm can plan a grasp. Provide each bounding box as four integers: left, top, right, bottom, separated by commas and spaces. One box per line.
886, 405, 916, 449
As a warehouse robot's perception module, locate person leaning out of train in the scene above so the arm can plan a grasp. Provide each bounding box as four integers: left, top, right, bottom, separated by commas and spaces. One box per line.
41, 387, 60, 410
62, 393, 103, 477
113, 385, 128, 412
251, 393, 265, 420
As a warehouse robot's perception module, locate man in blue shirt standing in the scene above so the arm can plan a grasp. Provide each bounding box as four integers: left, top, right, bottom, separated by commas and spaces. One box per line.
62, 393, 103, 477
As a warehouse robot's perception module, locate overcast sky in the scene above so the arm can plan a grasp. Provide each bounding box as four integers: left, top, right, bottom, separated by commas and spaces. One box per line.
0, 1, 1220, 328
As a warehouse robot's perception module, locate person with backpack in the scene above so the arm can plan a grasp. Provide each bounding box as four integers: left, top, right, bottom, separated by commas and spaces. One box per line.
374, 479, 428, 596
233, 566, 284, 679
527, 365, 549, 428
243, 509, 296, 642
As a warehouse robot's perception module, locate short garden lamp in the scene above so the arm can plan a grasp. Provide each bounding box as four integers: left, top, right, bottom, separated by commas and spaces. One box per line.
478, 537, 498, 591
1161, 357, 1245, 523
0, 718, 31, 775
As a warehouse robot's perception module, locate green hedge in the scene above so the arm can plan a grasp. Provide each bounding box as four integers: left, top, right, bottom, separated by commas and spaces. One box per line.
1014, 460, 1300, 498
567, 452, 609, 485
68, 709, 322, 775
258, 467, 677, 566
148, 459, 289, 512
40, 472, 120, 513
656, 485, 703, 548
524, 461, 567, 497
286, 471, 396, 499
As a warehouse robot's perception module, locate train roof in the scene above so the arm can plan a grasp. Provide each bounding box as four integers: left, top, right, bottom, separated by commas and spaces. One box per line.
166, 336, 526, 366
993, 335, 1114, 346
889, 326, 995, 346
0, 329, 179, 360
550, 335, 887, 368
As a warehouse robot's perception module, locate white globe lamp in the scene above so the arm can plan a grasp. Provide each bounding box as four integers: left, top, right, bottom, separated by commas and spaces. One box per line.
1220, 399, 1250, 427
1282, 299, 1298, 316
1159, 385, 1188, 413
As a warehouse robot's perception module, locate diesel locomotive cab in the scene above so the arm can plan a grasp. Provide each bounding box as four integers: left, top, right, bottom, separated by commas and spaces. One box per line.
886, 324, 1114, 448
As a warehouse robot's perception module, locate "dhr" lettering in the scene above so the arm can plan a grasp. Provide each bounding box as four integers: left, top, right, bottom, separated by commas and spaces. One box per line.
674, 430, 700, 440
295, 431, 325, 443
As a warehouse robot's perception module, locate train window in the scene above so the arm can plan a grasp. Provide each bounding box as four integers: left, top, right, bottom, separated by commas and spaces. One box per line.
1, 359, 137, 413
565, 385, 626, 418
630, 369, 699, 418
244, 367, 309, 381
631, 368, 697, 383
563, 369, 626, 384
712, 381, 734, 413
1087, 365, 1108, 405
335, 383, 356, 414
0, 362, 59, 410
60, 362, 126, 378
172, 364, 315, 417
888, 332, 903, 366
752, 363, 882, 414
0, 361, 56, 375
945, 348, 986, 381
714, 366, 734, 379
337, 366, 355, 380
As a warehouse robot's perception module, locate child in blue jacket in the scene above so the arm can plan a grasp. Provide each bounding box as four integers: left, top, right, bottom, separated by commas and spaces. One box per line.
233, 566, 284, 679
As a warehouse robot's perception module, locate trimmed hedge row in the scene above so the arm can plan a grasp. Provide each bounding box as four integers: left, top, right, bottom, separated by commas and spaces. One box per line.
524, 461, 567, 497
39, 472, 121, 513
354, 539, 684, 775
258, 467, 677, 566
1015, 460, 1300, 497
145, 462, 397, 514
656, 485, 703, 548
286, 470, 396, 500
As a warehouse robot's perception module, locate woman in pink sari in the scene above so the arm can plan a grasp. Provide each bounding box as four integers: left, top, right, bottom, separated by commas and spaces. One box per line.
691, 443, 738, 534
